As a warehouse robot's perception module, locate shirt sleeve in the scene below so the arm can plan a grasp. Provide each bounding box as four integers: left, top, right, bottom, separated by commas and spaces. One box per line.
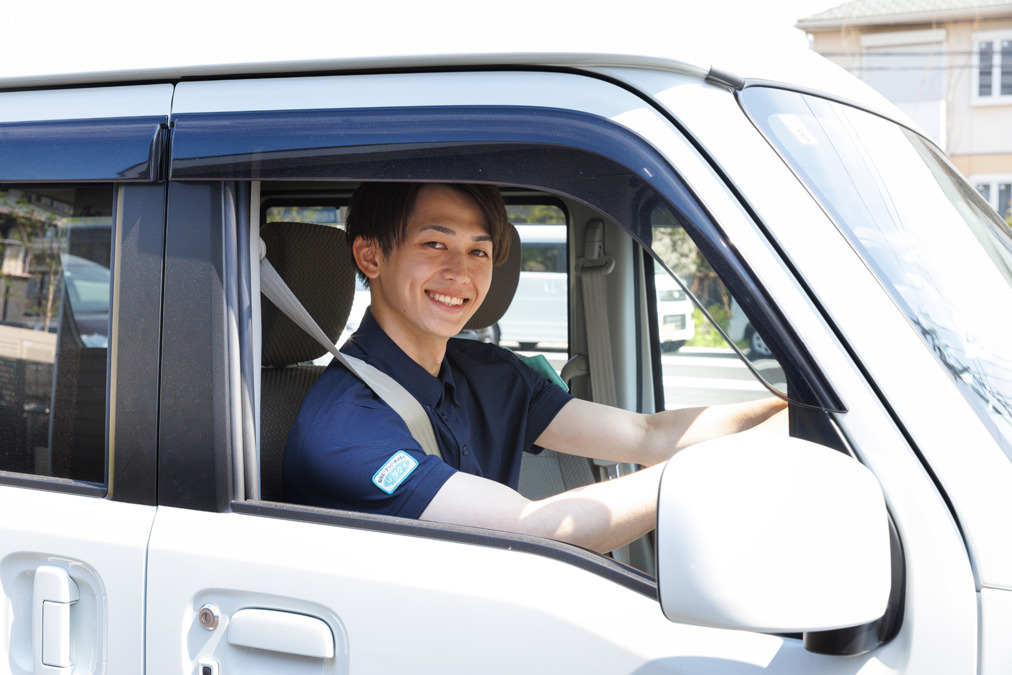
284, 397, 456, 519
494, 348, 573, 451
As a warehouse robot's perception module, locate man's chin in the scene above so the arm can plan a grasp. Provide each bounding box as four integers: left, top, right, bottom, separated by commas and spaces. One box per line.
423, 304, 480, 339
435, 317, 475, 340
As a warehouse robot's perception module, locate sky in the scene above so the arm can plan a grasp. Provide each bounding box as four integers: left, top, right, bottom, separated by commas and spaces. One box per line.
727, 0, 846, 48
0, 0, 847, 80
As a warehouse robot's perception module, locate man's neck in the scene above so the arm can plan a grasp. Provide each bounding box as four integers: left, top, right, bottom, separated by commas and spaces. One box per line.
369, 307, 447, 377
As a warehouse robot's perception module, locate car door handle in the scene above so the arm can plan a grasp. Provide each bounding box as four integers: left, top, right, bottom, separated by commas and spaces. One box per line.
227, 608, 334, 659
32, 565, 80, 675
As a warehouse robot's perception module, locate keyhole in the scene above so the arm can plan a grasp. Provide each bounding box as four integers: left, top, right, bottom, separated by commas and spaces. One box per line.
198, 604, 220, 630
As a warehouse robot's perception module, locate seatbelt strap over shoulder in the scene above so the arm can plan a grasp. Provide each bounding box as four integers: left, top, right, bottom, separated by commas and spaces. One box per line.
258, 238, 442, 459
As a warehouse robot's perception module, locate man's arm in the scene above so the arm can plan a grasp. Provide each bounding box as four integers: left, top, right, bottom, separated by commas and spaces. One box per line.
419, 463, 665, 554
420, 396, 787, 553
536, 396, 788, 467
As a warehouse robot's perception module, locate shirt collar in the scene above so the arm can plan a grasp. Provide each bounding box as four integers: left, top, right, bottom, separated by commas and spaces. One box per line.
343, 307, 455, 407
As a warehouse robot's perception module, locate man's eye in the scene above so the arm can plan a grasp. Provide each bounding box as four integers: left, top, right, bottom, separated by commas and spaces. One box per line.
424, 241, 446, 249
471, 249, 490, 257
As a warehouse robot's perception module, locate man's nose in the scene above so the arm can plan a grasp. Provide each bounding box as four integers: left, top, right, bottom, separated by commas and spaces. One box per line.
443, 249, 469, 280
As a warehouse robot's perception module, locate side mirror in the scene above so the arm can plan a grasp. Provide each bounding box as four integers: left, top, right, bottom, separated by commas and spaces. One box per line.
657, 435, 891, 634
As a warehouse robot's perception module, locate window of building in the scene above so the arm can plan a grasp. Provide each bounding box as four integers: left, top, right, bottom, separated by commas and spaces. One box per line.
859, 30, 947, 146
974, 177, 1012, 225
974, 31, 1012, 102
0, 187, 112, 484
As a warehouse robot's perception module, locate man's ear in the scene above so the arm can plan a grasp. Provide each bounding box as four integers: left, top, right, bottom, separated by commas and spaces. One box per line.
352, 237, 382, 281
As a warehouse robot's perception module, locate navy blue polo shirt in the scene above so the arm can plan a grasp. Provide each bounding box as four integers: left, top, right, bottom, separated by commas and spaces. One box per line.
282, 309, 573, 518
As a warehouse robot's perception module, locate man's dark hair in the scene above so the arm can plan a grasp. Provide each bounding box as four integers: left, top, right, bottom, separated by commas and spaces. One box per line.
345, 183, 511, 278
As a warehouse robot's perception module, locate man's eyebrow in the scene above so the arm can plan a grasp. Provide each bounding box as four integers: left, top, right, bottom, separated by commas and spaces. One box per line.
420, 224, 492, 243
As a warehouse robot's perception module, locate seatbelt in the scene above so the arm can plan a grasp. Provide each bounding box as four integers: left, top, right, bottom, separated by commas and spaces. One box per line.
258, 238, 442, 459
576, 220, 651, 568
575, 219, 622, 481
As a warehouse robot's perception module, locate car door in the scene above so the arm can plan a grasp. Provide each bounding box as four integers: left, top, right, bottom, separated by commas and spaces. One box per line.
142, 67, 974, 674
0, 85, 169, 673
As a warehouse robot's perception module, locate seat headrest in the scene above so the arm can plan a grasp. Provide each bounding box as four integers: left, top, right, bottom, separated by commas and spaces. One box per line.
465, 223, 521, 331
261, 222, 357, 366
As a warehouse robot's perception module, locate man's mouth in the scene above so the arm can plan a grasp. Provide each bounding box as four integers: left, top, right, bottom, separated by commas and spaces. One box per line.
427, 291, 466, 307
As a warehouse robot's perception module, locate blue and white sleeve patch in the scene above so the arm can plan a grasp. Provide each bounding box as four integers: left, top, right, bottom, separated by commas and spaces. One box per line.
372, 451, 419, 494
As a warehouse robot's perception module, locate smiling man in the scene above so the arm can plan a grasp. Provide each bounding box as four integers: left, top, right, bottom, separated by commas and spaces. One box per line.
283, 182, 786, 553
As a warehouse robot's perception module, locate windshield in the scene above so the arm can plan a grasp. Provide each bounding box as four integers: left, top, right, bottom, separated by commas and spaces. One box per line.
741, 86, 1012, 458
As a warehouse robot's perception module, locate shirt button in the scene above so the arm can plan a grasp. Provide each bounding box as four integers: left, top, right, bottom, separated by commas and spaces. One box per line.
462, 445, 469, 456
441, 414, 448, 421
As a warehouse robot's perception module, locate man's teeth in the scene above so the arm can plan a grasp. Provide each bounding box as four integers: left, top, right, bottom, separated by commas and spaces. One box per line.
429, 292, 464, 306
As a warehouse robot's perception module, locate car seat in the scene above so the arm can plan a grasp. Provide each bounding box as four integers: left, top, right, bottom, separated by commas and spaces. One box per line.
259, 221, 357, 501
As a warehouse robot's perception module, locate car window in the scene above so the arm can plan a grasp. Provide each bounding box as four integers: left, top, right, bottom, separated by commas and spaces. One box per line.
0, 187, 112, 484
219, 99, 837, 586
265, 205, 342, 225
742, 85, 1012, 457
651, 215, 789, 406
520, 243, 566, 273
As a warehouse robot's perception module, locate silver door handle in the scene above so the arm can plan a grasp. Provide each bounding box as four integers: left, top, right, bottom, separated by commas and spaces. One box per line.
227, 608, 334, 659
32, 565, 79, 675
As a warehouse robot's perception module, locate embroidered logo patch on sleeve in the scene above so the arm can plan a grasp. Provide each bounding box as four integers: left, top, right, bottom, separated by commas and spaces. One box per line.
372, 451, 419, 494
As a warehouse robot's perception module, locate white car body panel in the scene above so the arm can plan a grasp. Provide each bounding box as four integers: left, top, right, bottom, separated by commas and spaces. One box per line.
981, 587, 1012, 672
148, 507, 891, 674
0, 487, 153, 675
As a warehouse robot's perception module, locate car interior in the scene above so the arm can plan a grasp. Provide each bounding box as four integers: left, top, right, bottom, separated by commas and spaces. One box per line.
249, 180, 793, 575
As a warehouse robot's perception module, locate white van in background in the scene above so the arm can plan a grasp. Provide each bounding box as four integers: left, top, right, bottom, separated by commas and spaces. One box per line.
655, 270, 695, 352
497, 224, 568, 350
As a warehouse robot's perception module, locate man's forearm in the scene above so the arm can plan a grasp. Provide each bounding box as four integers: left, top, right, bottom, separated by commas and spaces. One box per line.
521, 463, 665, 553
537, 396, 788, 468
639, 397, 788, 465
420, 464, 664, 554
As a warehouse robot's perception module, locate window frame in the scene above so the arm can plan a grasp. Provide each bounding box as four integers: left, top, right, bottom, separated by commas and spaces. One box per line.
161, 103, 848, 594
0, 112, 167, 503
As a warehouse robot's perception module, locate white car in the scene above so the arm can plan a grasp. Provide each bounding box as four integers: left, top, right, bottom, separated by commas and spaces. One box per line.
654, 271, 695, 351
497, 224, 569, 350
0, 14, 1008, 675
728, 296, 771, 358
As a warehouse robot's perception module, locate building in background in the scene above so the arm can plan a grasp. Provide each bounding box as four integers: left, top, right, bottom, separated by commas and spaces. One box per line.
799, 0, 1012, 223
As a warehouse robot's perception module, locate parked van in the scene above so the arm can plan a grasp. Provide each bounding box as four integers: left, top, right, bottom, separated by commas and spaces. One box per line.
654, 268, 695, 352
497, 224, 569, 349
1, 15, 1008, 675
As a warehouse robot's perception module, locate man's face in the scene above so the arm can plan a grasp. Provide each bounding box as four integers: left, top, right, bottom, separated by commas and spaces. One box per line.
366, 184, 494, 349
